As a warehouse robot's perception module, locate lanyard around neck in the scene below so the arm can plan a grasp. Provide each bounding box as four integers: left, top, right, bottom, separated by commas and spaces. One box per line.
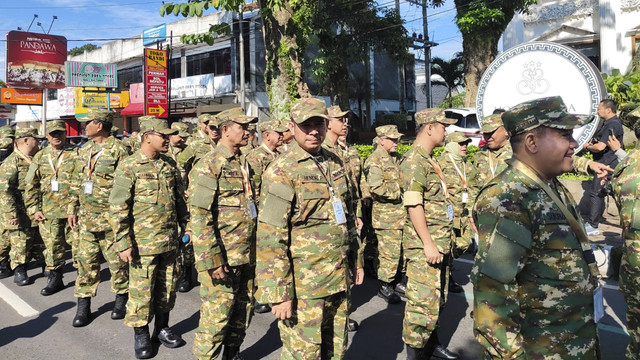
448, 154, 467, 188
426, 157, 450, 201
48, 149, 65, 178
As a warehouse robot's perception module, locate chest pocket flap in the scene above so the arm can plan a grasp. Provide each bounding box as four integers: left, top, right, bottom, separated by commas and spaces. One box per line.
191, 174, 218, 210
479, 218, 532, 284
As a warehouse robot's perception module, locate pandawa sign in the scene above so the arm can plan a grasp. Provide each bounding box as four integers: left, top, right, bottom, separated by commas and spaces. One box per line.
5, 31, 67, 89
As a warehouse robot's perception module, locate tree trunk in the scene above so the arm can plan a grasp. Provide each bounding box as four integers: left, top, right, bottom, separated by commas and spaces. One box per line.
329, 63, 350, 110
462, 33, 498, 108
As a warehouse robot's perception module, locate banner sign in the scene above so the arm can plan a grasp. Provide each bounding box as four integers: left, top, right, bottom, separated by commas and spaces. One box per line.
5, 31, 67, 89
65, 61, 118, 88
144, 48, 169, 118
1, 88, 43, 105
142, 24, 166, 46
170, 74, 214, 100
476, 41, 606, 152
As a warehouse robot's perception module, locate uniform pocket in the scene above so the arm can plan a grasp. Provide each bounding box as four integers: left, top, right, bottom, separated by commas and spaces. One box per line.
298, 181, 331, 221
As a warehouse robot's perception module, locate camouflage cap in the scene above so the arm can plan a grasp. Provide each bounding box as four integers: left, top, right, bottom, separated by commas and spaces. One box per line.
198, 113, 213, 124
290, 98, 329, 124
480, 113, 504, 133
446, 131, 471, 144
327, 105, 350, 119
78, 108, 114, 123
258, 120, 288, 133
217, 107, 258, 125
111, 125, 119, 135
415, 108, 456, 126
248, 123, 257, 132
0, 137, 13, 149
0, 125, 15, 138
139, 116, 178, 135
375, 124, 403, 139
46, 120, 67, 133
15, 128, 44, 139
502, 96, 595, 137
171, 122, 190, 137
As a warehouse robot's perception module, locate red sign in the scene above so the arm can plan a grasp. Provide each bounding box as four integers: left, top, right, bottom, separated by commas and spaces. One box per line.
144, 48, 168, 118
5, 31, 67, 89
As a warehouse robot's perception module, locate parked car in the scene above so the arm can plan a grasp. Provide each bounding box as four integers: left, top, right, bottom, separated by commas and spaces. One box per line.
444, 107, 482, 147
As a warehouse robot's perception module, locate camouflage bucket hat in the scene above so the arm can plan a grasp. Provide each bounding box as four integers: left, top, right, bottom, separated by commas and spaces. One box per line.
502, 96, 595, 137
415, 108, 456, 126
327, 105, 350, 119
78, 108, 114, 123
0, 125, 15, 138
290, 98, 329, 124
217, 107, 258, 125
171, 122, 190, 137
375, 124, 403, 139
198, 113, 213, 124
259, 120, 288, 133
480, 113, 504, 133
446, 131, 471, 144
15, 128, 44, 139
46, 120, 67, 133
139, 116, 178, 135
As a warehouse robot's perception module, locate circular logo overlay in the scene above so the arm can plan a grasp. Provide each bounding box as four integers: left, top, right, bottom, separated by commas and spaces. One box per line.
476, 41, 606, 151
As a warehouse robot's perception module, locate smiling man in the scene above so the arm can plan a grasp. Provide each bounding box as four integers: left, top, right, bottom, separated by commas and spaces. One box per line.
472, 97, 600, 359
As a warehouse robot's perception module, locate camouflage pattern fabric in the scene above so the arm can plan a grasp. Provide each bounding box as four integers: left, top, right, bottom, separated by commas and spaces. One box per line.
74, 228, 128, 297
239, 141, 256, 155
612, 146, 640, 360
399, 144, 453, 348
177, 135, 215, 182
168, 144, 188, 184
468, 143, 512, 203
472, 160, 598, 359
245, 144, 279, 200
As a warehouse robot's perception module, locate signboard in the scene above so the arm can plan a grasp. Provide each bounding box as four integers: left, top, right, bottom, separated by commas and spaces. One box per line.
0, 104, 15, 120
1, 88, 43, 105
170, 74, 214, 100
65, 61, 118, 88
142, 24, 167, 46
144, 48, 169, 118
47, 87, 76, 118
476, 41, 606, 152
74, 87, 130, 119
5, 31, 67, 89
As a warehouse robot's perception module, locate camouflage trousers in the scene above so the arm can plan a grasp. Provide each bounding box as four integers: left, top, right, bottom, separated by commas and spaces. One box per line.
74, 227, 129, 298
193, 263, 254, 360
2, 227, 45, 268
402, 248, 449, 348
278, 291, 348, 360
124, 249, 179, 328
452, 215, 473, 257
38, 218, 71, 271
621, 238, 640, 360
374, 228, 403, 283
0, 232, 10, 263
179, 242, 195, 267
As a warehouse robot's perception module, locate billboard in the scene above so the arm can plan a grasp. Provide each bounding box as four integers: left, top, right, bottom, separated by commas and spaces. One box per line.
142, 24, 167, 46
170, 74, 214, 100
144, 48, 168, 118
65, 61, 118, 88
5, 31, 67, 89
1, 88, 43, 105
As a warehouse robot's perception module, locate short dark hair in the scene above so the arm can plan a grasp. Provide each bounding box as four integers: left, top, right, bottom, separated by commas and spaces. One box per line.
493, 108, 506, 114
600, 99, 617, 114
510, 126, 548, 152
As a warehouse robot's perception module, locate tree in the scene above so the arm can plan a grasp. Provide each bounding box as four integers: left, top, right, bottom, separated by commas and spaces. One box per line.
68, 43, 99, 56
453, 0, 537, 106
429, 52, 464, 107
0, 79, 6, 88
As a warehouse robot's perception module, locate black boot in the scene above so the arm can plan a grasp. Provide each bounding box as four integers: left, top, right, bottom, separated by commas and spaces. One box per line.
348, 318, 359, 332
222, 346, 245, 360
405, 343, 426, 360
111, 293, 128, 320
40, 269, 64, 296
152, 312, 185, 348
0, 259, 13, 279
72, 297, 92, 327
395, 275, 407, 297
378, 281, 401, 304
13, 264, 30, 286
429, 332, 459, 360
254, 301, 271, 314
177, 265, 193, 293
448, 275, 463, 293
134, 325, 153, 359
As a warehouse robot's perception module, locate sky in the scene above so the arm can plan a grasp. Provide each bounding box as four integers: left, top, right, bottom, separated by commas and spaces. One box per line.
0, 0, 463, 82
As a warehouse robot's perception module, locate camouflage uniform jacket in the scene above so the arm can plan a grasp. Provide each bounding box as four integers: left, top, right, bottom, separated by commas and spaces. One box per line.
123, 134, 141, 154
438, 149, 472, 229
364, 147, 404, 230
239, 142, 256, 155
189, 144, 256, 271
469, 143, 512, 202
167, 144, 187, 184
108, 150, 188, 255
74, 136, 129, 232
177, 135, 215, 179
471, 160, 597, 359
255, 143, 356, 303
25, 144, 79, 219
400, 144, 453, 253
0, 150, 37, 230
324, 140, 361, 218
245, 144, 278, 200
612, 145, 640, 237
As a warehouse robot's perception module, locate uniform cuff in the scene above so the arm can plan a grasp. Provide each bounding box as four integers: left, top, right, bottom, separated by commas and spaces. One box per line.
255, 284, 295, 304
195, 252, 226, 273
404, 191, 423, 206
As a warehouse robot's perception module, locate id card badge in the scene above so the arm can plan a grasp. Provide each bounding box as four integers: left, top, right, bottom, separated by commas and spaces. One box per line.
83, 180, 94, 195
447, 204, 454, 221
248, 200, 257, 219
461, 191, 469, 204
332, 196, 347, 224
593, 286, 604, 323
51, 178, 59, 192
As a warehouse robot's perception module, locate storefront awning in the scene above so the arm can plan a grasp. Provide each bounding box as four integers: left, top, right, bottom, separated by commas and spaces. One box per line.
120, 102, 144, 116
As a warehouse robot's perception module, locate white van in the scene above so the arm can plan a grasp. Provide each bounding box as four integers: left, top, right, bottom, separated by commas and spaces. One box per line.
444, 108, 482, 146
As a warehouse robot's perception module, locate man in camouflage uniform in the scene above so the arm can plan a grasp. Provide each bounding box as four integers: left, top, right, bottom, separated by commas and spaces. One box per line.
364, 125, 404, 304
25, 120, 80, 296
168, 122, 190, 182
178, 114, 218, 179
71, 109, 130, 327
0, 125, 15, 163
256, 98, 364, 359
0, 128, 45, 285
0, 125, 16, 279
189, 107, 258, 360
239, 123, 258, 155
472, 96, 600, 359
611, 122, 640, 360
109, 117, 188, 359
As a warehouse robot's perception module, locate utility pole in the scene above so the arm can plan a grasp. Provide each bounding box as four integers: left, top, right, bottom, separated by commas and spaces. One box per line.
238, 6, 246, 111
408, 1, 438, 108
396, 0, 406, 114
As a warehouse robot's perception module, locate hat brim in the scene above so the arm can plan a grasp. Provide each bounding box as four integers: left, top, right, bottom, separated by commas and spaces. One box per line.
177, 132, 190, 138
293, 114, 329, 125
143, 128, 178, 135
480, 124, 501, 133
47, 127, 67, 134
328, 110, 350, 118
437, 117, 457, 125
231, 116, 258, 125
546, 114, 595, 130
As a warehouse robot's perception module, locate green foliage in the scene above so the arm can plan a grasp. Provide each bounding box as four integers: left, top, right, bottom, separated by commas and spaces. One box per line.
354, 144, 479, 163
372, 113, 409, 130
437, 92, 465, 109
602, 70, 640, 107
0, 79, 6, 88
454, 0, 537, 36
68, 43, 99, 56
160, 1, 243, 46
430, 53, 464, 99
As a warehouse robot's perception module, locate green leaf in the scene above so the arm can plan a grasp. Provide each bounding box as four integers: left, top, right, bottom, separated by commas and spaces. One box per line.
188, 4, 195, 17
172, 4, 181, 15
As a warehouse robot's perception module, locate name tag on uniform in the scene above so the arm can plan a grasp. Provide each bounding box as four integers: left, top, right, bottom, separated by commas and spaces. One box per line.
51, 179, 59, 192
593, 286, 604, 323
332, 196, 347, 224
83, 180, 94, 195
248, 200, 257, 219
461, 191, 468, 204
447, 204, 454, 221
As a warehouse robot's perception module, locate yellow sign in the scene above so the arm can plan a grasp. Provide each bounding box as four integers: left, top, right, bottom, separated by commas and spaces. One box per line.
145, 49, 167, 69
74, 88, 130, 118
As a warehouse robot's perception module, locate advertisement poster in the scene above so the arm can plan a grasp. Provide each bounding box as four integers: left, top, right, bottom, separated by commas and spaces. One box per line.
65, 61, 118, 88
1, 88, 43, 105
170, 74, 214, 100
5, 31, 67, 89
144, 48, 168, 118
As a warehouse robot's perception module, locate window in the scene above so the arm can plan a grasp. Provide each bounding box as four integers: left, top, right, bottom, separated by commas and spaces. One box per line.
186, 48, 231, 76
169, 58, 181, 79
47, 89, 58, 100
117, 66, 143, 89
